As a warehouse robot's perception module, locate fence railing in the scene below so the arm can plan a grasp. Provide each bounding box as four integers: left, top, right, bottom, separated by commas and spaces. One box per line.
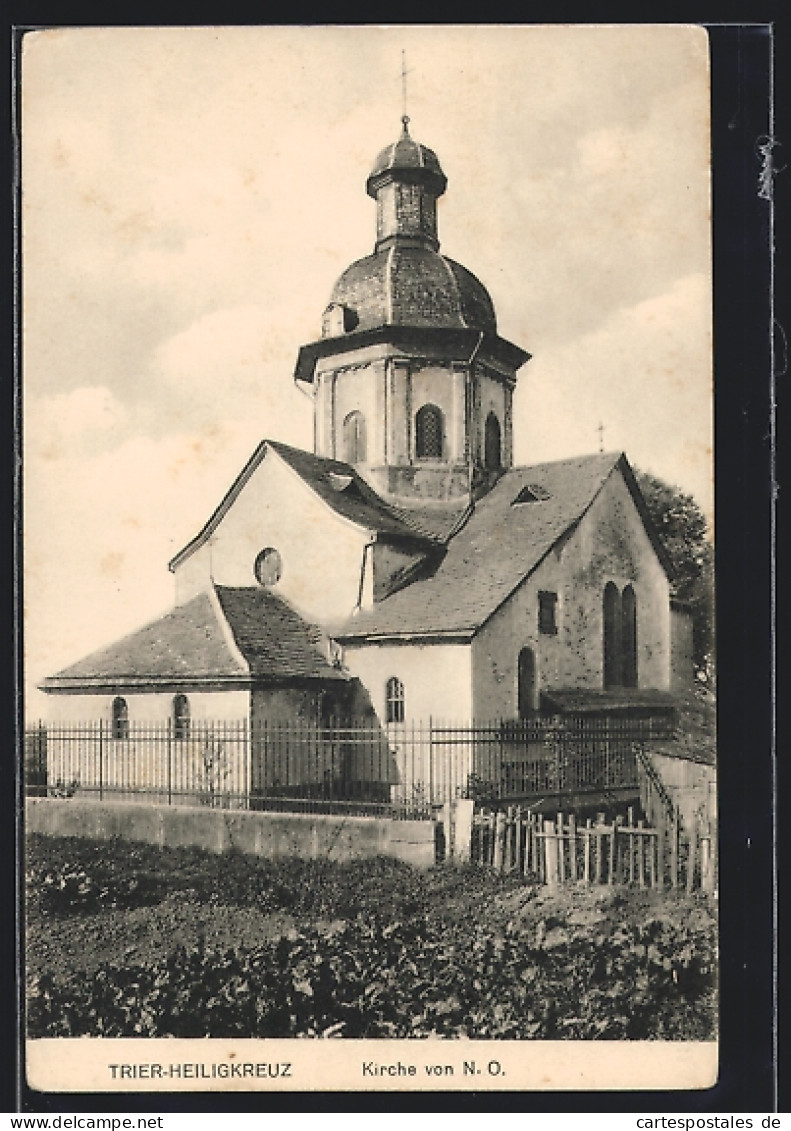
470, 802, 717, 893
24, 714, 673, 819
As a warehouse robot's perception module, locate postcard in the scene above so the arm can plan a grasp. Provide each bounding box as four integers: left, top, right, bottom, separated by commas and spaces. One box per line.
21, 24, 721, 1099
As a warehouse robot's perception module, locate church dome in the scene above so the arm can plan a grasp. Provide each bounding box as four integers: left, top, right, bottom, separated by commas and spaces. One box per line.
366, 121, 447, 198
326, 246, 497, 336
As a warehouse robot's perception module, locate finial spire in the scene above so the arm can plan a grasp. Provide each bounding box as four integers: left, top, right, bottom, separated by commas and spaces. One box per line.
401, 49, 411, 132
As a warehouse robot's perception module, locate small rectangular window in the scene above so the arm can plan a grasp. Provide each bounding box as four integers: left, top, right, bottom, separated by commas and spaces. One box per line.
538, 591, 558, 635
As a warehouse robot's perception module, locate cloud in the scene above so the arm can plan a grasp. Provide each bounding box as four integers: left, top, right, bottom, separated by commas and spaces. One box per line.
25, 386, 130, 460
147, 305, 313, 444
23, 415, 297, 713
514, 273, 713, 522
21, 27, 714, 717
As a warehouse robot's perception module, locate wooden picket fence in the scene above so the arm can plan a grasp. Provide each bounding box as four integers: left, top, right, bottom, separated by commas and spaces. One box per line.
471, 803, 716, 892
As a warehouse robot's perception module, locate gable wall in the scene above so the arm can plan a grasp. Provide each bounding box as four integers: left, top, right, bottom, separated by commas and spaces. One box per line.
173, 450, 370, 627
342, 641, 472, 724
471, 468, 670, 718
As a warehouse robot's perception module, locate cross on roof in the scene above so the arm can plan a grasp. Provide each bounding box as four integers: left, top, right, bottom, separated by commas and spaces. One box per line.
401, 49, 413, 129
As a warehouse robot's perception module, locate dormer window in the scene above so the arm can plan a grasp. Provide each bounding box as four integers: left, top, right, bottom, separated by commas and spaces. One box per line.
415, 403, 444, 460
328, 471, 354, 492
322, 302, 358, 338
512, 483, 551, 505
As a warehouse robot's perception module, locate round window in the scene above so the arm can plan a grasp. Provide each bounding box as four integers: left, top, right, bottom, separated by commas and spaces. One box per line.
254, 547, 283, 586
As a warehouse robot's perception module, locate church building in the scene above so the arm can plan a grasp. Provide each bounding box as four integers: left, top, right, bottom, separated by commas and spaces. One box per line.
42, 117, 679, 733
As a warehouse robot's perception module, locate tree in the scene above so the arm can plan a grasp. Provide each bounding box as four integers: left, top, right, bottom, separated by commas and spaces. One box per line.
634, 468, 715, 684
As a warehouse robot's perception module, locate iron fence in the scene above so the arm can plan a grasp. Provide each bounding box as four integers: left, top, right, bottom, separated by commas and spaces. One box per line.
24, 713, 674, 818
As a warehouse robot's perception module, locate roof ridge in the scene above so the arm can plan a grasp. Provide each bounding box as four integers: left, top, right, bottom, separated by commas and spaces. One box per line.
509, 450, 623, 474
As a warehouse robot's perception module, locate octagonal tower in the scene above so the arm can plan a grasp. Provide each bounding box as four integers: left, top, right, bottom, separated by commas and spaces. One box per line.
294, 118, 531, 503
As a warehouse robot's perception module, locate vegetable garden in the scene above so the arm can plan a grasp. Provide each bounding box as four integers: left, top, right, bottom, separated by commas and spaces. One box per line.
25, 834, 717, 1040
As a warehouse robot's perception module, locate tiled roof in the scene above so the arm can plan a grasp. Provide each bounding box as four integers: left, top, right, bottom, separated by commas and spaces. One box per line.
540, 688, 677, 715
169, 441, 435, 571
338, 453, 638, 640
267, 442, 438, 543
369, 130, 446, 183
43, 586, 347, 691
387, 499, 472, 542
326, 247, 497, 336
42, 593, 245, 688
215, 586, 345, 682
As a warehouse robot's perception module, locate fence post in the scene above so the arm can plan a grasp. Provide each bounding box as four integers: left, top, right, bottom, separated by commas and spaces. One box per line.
543, 819, 558, 887
670, 809, 679, 888
700, 823, 711, 892
430, 714, 436, 805
166, 717, 173, 806
492, 809, 505, 872
556, 812, 565, 883
686, 827, 697, 894
513, 805, 523, 873
568, 812, 577, 881
98, 719, 104, 801
608, 816, 618, 885
452, 797, 474, 863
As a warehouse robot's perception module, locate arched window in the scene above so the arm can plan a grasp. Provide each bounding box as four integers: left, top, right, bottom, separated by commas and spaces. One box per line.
621, 585, 638, 688
342, 411, 367, 464
484, 411, 502, 471
603, 582, 622, 690
603, 583, 638, 689
385, 677, 405, 724
517, 647, 536, 720
415, 403, 444, 459
112, 696, 129, 740
173, 694, 190, 740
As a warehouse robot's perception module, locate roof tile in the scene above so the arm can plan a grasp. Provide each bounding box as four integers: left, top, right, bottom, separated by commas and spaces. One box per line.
43, 593, 244, 686
215, 586, 345, 682
338, 453, 626, 639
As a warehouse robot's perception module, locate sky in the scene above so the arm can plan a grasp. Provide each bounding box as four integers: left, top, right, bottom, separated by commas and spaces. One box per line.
21, 25, 713, 716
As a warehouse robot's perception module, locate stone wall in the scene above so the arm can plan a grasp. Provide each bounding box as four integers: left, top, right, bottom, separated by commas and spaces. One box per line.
26, 797, 436, 869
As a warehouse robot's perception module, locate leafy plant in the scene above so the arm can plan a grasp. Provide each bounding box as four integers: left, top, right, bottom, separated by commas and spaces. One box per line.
26, 835, 717, 1040
27, 905, 716, 1040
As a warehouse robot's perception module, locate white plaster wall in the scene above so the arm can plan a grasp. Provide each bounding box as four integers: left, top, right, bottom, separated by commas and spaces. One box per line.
478, 370, 509, 464
471, 567, 556, 721
410, 365, 462, 462
43, 689, 252, 799
471, 467, 671, 718
332, 364, 383, 464
174, 542, 213, 605
173, 448, 370, 627
43, 688, 251, 724
570, 469, 670, 689
342, 641, 472, 724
